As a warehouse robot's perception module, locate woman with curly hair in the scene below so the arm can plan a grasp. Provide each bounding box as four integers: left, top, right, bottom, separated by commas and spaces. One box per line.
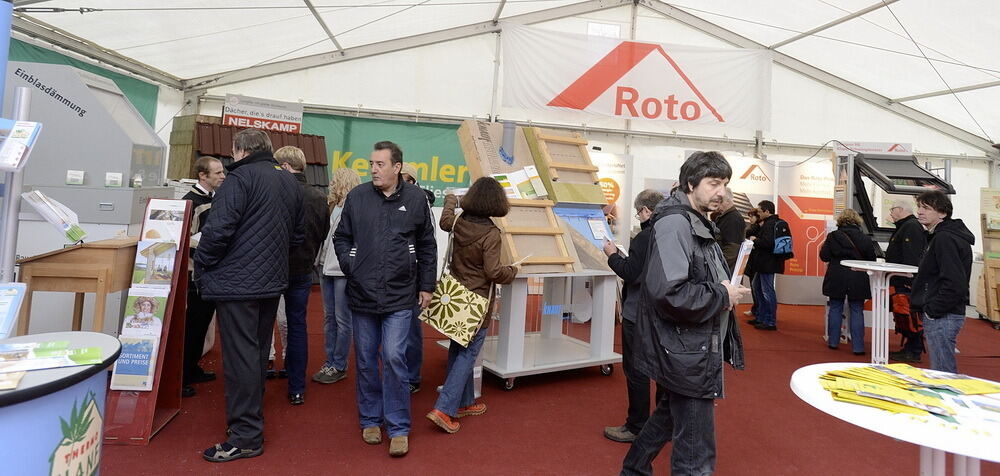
123, 296, 161, 334
426, 177, 519, 434
312, 168, 363, 384
820, 208, 876, 354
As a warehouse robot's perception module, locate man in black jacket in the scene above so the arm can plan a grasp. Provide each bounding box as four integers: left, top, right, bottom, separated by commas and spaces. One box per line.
196, 129, 304, 462
910, 191, 974, 373
334, 141, 437, 457
182, 156, 225, 398
886, 201, 928, 362
745, 200, 790, 331
275, 146, 330, 406
400, 163, 435, 394
713, 188, 745, 273
622, 152, 749, 476
601, 189, 664, 443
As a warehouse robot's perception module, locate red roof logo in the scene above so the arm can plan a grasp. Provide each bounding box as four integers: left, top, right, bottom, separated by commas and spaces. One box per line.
740, 164, 770, 182
886, 143, 908, 152
547, 41, 725, 123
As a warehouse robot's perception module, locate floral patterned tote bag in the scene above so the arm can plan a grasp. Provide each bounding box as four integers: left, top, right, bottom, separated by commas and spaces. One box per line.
419, 213, 494, 347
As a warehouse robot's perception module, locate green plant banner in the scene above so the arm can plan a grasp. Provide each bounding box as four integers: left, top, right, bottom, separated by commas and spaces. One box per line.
302, 113, 471, 201
9, 39, 159, 126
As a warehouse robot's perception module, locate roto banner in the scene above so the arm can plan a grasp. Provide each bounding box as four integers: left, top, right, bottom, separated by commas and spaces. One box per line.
777, 159, 836, 278
502, 23, 771, 129
223, 94, 304, 134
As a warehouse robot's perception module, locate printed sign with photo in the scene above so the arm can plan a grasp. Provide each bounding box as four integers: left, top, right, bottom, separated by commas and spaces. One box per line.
110, 336, 159, 391
142, 199, 187, 243
132, 241, 177, 287
120, 287, 169, 338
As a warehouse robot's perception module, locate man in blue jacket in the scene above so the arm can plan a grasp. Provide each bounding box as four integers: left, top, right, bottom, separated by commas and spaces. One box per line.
335, 141, 437, 457
195, 129, 304, 463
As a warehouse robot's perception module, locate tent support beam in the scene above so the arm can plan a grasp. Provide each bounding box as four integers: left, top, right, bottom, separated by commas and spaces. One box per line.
12, 14, 182, 88
303, 0, 344, 53
891, 80, 1000, 103
492, 0, 508, 22
641, 0, 995, 153
769, 0, 900, 50
181, 0, 633, 93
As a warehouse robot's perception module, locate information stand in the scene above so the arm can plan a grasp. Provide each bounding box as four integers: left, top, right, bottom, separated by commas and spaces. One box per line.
103, 199, 191, 445
841, 260, 917, 364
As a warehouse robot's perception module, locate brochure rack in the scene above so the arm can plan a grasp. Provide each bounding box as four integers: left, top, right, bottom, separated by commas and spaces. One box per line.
103, 199, 191, 445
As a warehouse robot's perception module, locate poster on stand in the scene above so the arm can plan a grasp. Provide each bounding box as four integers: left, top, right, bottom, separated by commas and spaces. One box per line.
109, 336, 159, 391
776, 157, 835, 278
591, 152, 626, 236
120, 287, 169, 338
141, 199, 187, 243
131, 241, 177, 287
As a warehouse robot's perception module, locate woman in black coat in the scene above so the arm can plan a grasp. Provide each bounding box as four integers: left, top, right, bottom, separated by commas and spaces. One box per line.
819, 209, 877, 354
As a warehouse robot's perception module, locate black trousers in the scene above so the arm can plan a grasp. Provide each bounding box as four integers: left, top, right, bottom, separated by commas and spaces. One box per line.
621, 319, 665, 433
216, 297, 280, 449
183, 278, 216, 384
621, 387, 716, 476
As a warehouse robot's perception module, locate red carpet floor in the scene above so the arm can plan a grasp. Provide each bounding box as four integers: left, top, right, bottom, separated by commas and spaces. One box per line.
101, 290, 1000, 475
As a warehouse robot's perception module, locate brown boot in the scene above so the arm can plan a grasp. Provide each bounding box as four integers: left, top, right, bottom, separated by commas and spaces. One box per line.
362, 426, 381, 445
389, 436, 408, 457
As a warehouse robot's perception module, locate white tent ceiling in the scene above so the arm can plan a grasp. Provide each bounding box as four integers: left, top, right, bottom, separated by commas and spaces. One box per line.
11, 0, 1000, 150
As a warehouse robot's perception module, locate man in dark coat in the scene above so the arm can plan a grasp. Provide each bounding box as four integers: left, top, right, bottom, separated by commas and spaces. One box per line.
182, 156, 225, 398
745, 200, 790, 331
713, 188, 746, 273
195, 129, 304, 462
275, 146, 330, 406
910, 191, 974, 373
334, 141, 437, 457
622, 152, 749, 476
886, 201, 928, 362
601, 189, 664, 444
400, 163, 435, 394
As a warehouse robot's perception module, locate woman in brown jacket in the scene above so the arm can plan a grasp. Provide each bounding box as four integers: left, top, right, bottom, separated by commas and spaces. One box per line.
426, 177, 518, 434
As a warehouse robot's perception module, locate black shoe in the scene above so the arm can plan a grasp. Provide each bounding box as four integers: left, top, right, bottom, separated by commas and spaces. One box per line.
409, 383, 421, 394
203, 442, 263, 462
746, 319, 760, 326
889, 351, 920, 362
182, 385, 196, 398
190, 371, 216, 383
754, 323, 777, 331
853, 351, 866, 356
288, 393, 304, 405
278, 369, 288, 379
827, 345, 838, 350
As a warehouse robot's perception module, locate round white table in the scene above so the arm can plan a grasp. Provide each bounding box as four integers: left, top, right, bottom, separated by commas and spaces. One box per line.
791, 362, 1000, 476
841, 260, 918, 364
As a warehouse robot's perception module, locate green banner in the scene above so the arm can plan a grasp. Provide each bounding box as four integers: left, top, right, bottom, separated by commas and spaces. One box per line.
9, 39, 159, 126
302, 113, 470, 201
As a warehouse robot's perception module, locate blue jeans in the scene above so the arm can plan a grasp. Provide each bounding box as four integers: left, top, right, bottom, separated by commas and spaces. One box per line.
434, 326, 489, 417
405, 305, 423, 386
353, 308, 412, 437
321, 276, 352, 371
752, 273, 777, 326
827, 298, 865, 352
923, 313, 965, 373
283, 273, 313, 395
621, 388, 716, 476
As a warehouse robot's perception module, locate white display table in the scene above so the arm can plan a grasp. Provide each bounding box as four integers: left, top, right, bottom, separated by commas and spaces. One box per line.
790, 362, 1000, 476
841, 260, 918, 364
474, 270, 620, 390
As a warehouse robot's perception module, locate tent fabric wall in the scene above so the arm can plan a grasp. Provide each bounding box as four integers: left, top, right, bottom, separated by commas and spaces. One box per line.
8, 38, 159, 126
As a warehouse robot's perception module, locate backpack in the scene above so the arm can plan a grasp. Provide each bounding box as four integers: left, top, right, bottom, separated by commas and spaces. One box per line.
772, 219, 794, 259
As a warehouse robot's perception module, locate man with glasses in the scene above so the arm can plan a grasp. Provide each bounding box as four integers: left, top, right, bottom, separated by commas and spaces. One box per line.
601, 189, 665, 443
604, 189, 664, 443
886, 201, 927, 362
712, 188, 745, 273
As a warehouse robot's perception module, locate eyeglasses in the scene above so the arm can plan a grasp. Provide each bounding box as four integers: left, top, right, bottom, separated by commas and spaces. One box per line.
634, 207, 647, 219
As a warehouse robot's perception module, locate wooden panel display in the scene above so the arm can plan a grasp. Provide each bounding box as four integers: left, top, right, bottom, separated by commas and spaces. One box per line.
981, 258, 1000, 326
458, 120, 574, 274
523, 127, 606, 205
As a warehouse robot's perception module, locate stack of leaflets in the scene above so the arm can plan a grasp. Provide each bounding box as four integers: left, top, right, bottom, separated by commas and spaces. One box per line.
491, 165, 548, 200
0, 341, 103, 379
819, 364, 1000, 422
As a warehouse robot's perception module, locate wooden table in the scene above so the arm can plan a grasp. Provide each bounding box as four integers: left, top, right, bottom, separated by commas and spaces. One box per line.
16, 237, 138, 335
